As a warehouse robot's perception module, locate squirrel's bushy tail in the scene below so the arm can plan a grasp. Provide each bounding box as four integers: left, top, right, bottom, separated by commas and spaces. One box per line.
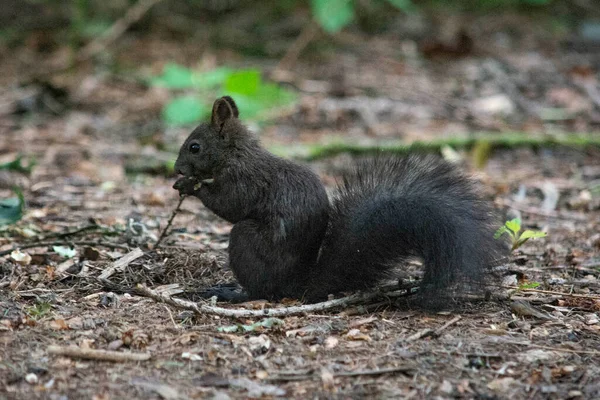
309, 155, 504, 306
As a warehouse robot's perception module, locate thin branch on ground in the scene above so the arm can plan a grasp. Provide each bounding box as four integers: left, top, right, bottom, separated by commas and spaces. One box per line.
507, 286, 600, 300
499, 199, 587, 221
405, 315, 462, 342
134, 284, 415, 318
334, 366, 414, 377
0, 241, 130, 257
32, 223, 100, 242
503, 341, 600, 356
47, 346, 151, 362
154, 195, 186, 249
267, 366, 413, 382
98, 248, 145, 280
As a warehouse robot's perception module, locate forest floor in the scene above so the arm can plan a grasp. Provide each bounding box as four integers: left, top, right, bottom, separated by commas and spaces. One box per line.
1, 5, 600, 399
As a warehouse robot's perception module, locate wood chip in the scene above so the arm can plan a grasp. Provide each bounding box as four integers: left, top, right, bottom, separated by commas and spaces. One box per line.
98, 247, 144, 279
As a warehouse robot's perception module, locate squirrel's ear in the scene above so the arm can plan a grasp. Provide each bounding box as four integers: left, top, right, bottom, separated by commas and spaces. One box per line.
221, 96, 239, 118
211, 96, 238, 131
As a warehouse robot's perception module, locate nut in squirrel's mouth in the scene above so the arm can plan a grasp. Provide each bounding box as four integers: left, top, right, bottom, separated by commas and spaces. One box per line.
173, 175, 215, 193
181, 176, 214, 184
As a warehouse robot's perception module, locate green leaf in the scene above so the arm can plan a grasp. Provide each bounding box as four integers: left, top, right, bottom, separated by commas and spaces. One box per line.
192, 67, 234, 89
0, 188, 24, 226
255, 82, 297, 106
493, 225, 509, 239
311, 0, 355, 33
519, 230, 547, 240
505, 218, 521, 235
0, 155, 36, 174
26, 301, 52, 319
224, 69, 261, 96
151, 65, 235, 90
241, 318, 285, 332
385, 0, 416, 12
227, 95, 263, 120
162, 96, 208, 126
514, 229, 547, 249
256, 317, 285, 328
53, 245, 77, 258
217, 325, 241, 333
151, 63, 195, 89
519, 281, 541, 289
224, 82, 297, 121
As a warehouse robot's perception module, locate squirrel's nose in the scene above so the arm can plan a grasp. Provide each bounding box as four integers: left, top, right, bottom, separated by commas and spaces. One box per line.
176, 168, 185, 176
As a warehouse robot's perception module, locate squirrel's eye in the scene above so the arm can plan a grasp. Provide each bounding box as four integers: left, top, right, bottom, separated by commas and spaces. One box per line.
189, 143, 200, 154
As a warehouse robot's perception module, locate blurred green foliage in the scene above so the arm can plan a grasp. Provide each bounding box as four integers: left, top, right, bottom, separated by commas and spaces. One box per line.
19, 0, 556, 42
0, 155, 36, 174
15, 0, 554, 127
150, 64, 297, 126
0, 188, 25, 226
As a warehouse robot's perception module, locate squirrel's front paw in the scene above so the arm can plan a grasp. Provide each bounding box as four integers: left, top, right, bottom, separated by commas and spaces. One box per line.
173, 176, 200, 196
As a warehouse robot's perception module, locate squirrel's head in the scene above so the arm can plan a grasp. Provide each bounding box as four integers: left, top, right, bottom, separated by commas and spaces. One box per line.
174, 96, 245, 179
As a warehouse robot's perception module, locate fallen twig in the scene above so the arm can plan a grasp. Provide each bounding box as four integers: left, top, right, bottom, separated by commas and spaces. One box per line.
334, 366, 414, 378
98, 247, 145, 280
0, 241, 130, 257
47, 345, 151, 362
507, 286, 600, 300
134, 284, 415, 318
502, 341, 600, 356
499, 199, 587, 221
267, 366, 413, 382
33, 223, 100, 242
405, 315, 462, 342
155, 195, 186, 249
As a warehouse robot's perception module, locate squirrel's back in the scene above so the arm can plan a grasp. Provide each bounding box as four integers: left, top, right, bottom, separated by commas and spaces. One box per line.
307, 155, 503, 305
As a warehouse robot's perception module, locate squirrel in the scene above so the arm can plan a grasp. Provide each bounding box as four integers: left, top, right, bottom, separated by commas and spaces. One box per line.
173, 96, 505, 306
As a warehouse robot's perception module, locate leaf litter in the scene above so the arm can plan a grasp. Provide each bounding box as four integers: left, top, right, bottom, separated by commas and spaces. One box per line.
1, 11, 600, 400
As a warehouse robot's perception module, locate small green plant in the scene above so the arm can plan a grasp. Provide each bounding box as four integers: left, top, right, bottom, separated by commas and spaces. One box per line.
25, 301, 53, 320
494, 218, 547, 251
0, 155, 36, 174
310, 0, 415, 34
518, 281, 541, 289
0, 187, 25, 226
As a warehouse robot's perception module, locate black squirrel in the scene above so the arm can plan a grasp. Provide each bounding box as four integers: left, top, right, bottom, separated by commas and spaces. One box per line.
173, 96, 504, 305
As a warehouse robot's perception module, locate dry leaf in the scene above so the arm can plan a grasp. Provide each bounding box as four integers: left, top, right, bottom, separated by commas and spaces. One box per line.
10, 249, 32, 265
320, 367, 336, 392
487, 377, 516, 393
346, 328, 372, 342
439, 380, 453, 394
324, 336, 339, 349
49, 319, 69, 330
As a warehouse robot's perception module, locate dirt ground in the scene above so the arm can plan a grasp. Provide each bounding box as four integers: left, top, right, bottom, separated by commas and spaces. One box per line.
1, 6, 600, 399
